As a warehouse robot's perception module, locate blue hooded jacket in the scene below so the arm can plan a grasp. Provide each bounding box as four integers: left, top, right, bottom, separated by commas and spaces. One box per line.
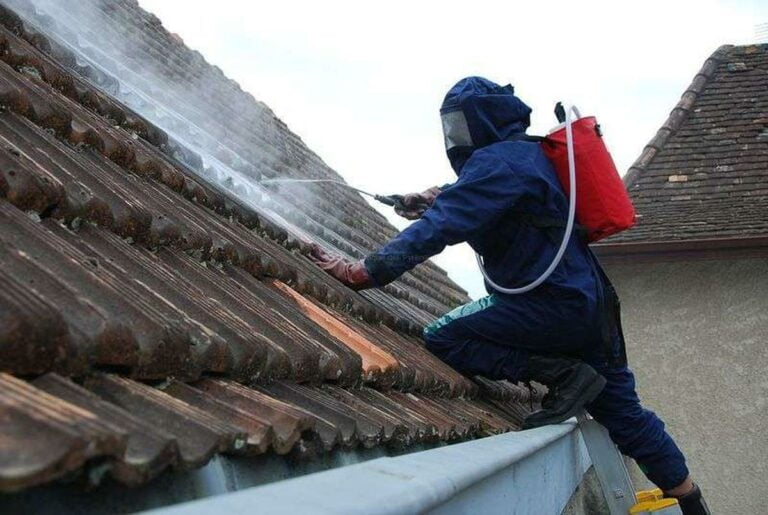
365, 77, 603, 326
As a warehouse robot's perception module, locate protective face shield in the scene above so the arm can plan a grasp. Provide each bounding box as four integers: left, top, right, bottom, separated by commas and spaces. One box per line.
440, 109, 473, 151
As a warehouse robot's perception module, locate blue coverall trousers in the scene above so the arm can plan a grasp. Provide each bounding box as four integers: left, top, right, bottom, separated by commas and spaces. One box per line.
423, 292, 690, 491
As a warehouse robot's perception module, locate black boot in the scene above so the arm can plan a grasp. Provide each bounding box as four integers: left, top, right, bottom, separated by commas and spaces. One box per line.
670, 484, 711, 515
522, 355, 606, 429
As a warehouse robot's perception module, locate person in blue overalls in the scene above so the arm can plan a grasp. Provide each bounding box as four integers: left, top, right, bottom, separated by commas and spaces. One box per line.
310, 77, 709, 514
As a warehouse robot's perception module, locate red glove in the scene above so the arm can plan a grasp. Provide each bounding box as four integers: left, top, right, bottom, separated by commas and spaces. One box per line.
394, 186, 442, 220
308, 244, 373, 291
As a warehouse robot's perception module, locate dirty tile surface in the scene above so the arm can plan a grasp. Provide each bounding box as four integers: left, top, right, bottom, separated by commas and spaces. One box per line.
0, 0, 535, 494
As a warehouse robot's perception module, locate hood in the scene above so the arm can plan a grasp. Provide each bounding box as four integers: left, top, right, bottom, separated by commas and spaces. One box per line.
440, 76, 532, 174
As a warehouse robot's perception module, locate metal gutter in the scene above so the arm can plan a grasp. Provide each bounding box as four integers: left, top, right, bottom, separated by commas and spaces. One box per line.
145, 422, 590, 515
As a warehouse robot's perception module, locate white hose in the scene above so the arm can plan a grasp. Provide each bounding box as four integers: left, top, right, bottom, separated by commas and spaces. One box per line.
477, 104, 579, 294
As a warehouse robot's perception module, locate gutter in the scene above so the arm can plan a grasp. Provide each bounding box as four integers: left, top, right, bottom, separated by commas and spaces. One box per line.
145, 422, 590, 515
592, 235, 768, 264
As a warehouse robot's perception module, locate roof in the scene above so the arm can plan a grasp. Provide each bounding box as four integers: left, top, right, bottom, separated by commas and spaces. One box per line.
603, 44, 768, 245
5, 0, 471, 327
0, 0, 533, 494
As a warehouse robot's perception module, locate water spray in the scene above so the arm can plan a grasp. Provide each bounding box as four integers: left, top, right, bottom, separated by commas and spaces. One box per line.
259, 178, 427, 211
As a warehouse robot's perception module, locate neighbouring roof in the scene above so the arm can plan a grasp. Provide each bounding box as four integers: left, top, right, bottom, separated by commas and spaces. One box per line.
604, 43, 768, 244
0, 0, 533, 495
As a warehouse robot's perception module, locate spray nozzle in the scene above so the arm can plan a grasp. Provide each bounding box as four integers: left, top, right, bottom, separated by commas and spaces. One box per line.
375, 194, 432, 217
374, 194, 405, 209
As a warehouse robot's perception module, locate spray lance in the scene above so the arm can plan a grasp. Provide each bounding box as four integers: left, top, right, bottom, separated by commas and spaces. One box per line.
259, 107, 572, 296
258, 178, 431, 214
265, 101, 635, 296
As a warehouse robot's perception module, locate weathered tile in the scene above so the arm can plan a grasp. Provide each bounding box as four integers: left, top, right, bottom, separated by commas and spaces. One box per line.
84, 374, 246, 469
159, 380, 273, 455
32, 373, 176, 485
323, 386, 408, 446
193, 379, 314, 454
259, 382, 380, 450
0, 373, 126, 492
351, 387, 438, 445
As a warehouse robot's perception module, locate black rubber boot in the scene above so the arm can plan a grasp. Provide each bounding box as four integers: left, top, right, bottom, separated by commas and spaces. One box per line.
670, 484, 711, 515
522, 355, 606, 429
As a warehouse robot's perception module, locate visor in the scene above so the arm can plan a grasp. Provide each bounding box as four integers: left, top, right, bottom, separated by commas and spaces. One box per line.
441, 109, 473, 151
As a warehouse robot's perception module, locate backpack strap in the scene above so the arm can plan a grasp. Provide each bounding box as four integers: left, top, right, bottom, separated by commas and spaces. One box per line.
504, 133, 546, 143
591, 254, 628, 367
502, 133, 586, 243
508, 211, 589, 245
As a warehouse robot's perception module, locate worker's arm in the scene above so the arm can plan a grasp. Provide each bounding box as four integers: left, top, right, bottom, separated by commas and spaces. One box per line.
364, 150, 522, 286
308, 244, 372, 290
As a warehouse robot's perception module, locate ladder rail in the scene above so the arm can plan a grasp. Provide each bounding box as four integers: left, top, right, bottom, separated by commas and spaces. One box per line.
576, 412, 683, 514
576, 411, 637, 514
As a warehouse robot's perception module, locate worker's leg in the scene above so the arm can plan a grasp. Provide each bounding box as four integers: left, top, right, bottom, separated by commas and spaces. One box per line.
423, 293, 595, 382
585, 362, 690, 491
423, 296, 531, 381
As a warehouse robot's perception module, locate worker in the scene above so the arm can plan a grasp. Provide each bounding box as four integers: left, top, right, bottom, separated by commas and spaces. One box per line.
310, 77, 709, 514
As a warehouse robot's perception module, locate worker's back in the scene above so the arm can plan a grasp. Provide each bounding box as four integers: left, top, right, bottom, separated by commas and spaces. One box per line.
435, 76, 603, 312
464, 139, 601, 303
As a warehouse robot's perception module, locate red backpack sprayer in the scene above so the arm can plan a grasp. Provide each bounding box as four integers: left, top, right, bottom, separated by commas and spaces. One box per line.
261, 103, 635, 294
543, 103, 637, 243
476, 103, 636, 294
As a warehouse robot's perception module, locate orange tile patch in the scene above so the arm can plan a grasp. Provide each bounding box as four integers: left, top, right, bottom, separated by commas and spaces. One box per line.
271, 280, 400, 381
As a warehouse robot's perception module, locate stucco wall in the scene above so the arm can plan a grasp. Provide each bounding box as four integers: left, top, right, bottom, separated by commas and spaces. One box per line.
603, 257, 768, 515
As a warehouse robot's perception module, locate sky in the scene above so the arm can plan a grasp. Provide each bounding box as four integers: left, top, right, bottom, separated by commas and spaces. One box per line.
139, 0, 766, 299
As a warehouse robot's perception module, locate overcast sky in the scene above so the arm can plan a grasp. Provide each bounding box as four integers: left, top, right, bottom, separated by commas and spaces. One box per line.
139, 0, 765, 299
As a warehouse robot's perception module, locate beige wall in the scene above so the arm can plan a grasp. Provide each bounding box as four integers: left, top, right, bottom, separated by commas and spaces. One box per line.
602, 257, 768, 514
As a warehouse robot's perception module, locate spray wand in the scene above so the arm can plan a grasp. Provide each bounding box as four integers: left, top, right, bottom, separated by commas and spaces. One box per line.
258, 178, 429, 212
